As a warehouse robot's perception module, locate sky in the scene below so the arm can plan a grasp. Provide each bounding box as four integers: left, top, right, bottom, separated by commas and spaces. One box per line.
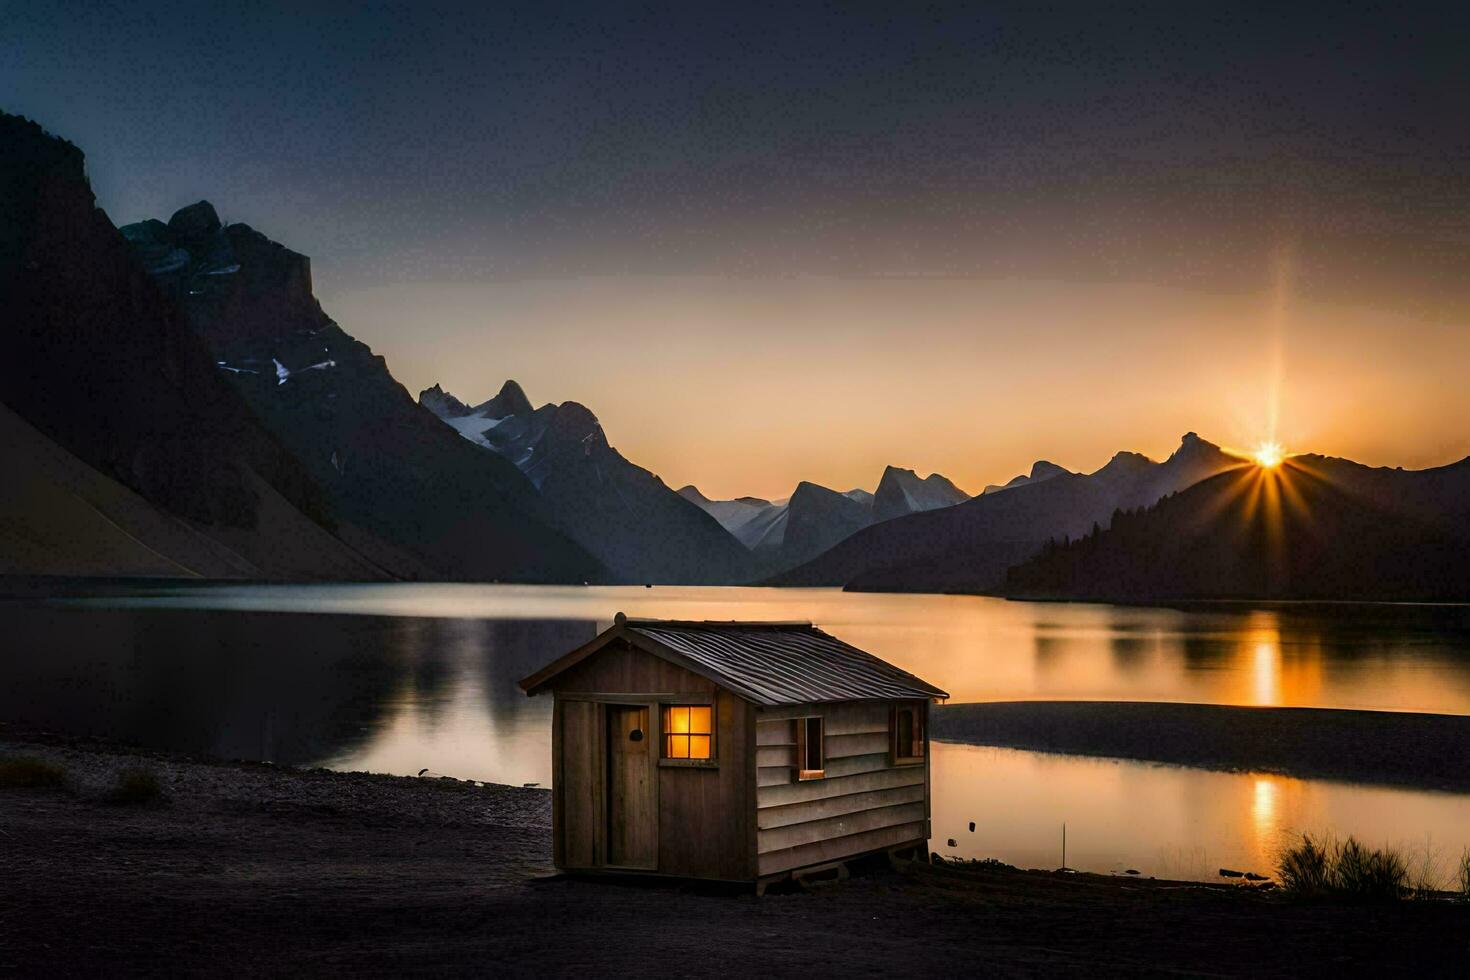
5, 1, 1468, 498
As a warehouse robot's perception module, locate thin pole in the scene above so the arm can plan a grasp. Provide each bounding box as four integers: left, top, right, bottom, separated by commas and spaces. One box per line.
1062, 822, 1066, 870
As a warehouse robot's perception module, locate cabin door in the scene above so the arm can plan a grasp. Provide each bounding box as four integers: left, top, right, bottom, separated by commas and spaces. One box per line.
606, 705, 656, 869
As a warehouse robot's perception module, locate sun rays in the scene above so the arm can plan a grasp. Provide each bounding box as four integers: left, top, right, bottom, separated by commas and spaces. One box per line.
1252, 441, 1285, 469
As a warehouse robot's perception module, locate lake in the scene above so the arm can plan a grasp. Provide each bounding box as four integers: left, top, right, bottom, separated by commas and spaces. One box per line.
4, 584, 1468, 882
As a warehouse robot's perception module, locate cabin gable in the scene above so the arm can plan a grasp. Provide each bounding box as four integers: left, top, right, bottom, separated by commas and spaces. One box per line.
545, 638, 757, 880
546, 637, 716, 697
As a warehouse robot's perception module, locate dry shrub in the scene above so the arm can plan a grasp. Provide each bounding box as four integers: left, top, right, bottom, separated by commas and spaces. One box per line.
108, 767, 164, 805
0, 755, 65, 789
1277, 833, 1407, 902
1278, 833, 1333, 896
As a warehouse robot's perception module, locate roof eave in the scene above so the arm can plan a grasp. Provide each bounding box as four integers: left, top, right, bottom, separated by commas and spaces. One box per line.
517, 622, 625, 695
518, 619, 771, 703
519, 613, 950, 704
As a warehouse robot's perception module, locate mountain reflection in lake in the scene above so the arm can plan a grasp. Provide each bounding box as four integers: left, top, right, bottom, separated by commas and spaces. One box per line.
0, 601, 591, 784
3, 585, 1467, 880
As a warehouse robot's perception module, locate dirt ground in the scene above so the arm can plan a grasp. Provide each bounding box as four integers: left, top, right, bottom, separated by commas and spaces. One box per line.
1, 734, 1466, 978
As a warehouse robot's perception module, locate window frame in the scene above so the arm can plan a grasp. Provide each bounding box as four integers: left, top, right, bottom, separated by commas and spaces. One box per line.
658, 701, 718, 768
890, 702, 925, 766
793, 715, 825, 781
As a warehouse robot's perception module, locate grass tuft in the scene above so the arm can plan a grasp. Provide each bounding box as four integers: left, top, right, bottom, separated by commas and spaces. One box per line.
1277, 833, 1407, 902
108, 767, 165, 805
1277, 833, 1333, 896
0, 755, 66, 789
1334, 837, 1407, 901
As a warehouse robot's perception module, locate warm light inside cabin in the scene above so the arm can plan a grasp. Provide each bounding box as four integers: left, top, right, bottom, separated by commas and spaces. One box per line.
1252, 441, 1285, 469
662, 704, 712, 759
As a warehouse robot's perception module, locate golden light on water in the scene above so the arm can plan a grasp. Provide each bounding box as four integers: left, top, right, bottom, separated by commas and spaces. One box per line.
1251, 639, 1282, 706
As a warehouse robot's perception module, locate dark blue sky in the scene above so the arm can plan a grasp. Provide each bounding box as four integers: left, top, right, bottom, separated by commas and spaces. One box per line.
6, 2, 1469, 493
7, 1, 1467, 304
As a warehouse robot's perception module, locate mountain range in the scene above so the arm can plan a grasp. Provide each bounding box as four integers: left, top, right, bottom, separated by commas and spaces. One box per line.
419, 382, 751, 583
679, 468, 969, 572
1003, 455, 1470, 601
2, 110, 597, 582
2, 113, 389, 579
768, 433, 1244, 592
7, 108, 1470, 601
981, 460, 1074, 495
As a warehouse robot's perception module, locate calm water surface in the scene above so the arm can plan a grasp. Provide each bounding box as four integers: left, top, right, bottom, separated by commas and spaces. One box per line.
4, 584, 1468, 881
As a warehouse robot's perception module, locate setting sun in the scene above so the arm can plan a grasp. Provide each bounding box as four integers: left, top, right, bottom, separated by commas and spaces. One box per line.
1252, 441, 1286, 469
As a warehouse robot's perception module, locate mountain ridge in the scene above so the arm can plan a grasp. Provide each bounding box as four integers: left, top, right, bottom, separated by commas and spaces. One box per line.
420, 381, 752, 583
0, 111, 397, 580
1002, 456, 1470, 601
118, 196, 604, 583
680, 466, 970, 573
769, 432, 1243, 592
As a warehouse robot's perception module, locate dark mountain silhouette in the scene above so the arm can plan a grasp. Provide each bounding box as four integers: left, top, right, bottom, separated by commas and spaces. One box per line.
682, 467, 968, 574
420, 382, 751, 583
118, 202, 602, 583
982, 460, 1074, 495
769, 433, 1241, 592
0, 401, 261, 577
675, 487, 780, 549
872, 466, 970, 522
0, 111, 389, 578
417, 383, 474, 420
781, 481, 875, 568
1003, 455, 1470, 601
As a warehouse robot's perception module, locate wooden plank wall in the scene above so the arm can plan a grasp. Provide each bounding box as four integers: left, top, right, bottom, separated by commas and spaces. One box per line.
548, 639, 754, 879
656, 689, 753, 880
754, 701, 928, 876
551, 641, 720, 698
556, 698, 602, 869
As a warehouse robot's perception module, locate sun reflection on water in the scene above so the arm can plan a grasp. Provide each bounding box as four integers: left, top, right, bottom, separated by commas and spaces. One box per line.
1251, 776, 1280, 845
1241, 611, 1284, 706
1251, 641, 1281, 706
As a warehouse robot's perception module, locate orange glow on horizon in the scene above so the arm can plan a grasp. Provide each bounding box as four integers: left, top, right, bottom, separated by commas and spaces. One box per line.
330, 277, 1470, 500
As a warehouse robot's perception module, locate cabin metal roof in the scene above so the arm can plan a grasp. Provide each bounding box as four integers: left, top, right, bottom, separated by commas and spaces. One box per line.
519, 613, 948, 706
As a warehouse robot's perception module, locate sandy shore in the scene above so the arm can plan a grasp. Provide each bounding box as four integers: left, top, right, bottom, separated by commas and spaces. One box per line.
3, 731, 1467, 977
932, 701, 1470, 792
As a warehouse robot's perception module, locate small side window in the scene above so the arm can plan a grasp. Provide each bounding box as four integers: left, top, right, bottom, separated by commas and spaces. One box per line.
892, 704, 924, 764
794, 716, 824, 781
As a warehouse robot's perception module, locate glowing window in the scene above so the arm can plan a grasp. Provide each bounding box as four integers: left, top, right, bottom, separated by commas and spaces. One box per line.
662, 704, 713, 760
892, 705, 924, 764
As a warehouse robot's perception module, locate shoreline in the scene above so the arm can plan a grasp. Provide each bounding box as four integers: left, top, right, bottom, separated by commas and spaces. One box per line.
3, 732, 1468, 975
933, 701, 1470, 793
8, 573, 1470, 609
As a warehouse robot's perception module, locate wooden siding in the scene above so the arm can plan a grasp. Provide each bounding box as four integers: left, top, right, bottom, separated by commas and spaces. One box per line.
754, 700, 931, 875
550, 639, 717, 697
758, 821, 929, 876
548, 639, 755, 880
757, 763, 925, 808
556, 698, 603, 869
655, 689, 754, 880
758, 781, 926, 830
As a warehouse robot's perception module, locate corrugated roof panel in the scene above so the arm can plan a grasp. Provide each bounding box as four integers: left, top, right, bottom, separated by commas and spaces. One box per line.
625, 620, 948, 706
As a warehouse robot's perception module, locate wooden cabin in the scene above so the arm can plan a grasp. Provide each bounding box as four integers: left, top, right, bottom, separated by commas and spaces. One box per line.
518, 613, 948, 890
